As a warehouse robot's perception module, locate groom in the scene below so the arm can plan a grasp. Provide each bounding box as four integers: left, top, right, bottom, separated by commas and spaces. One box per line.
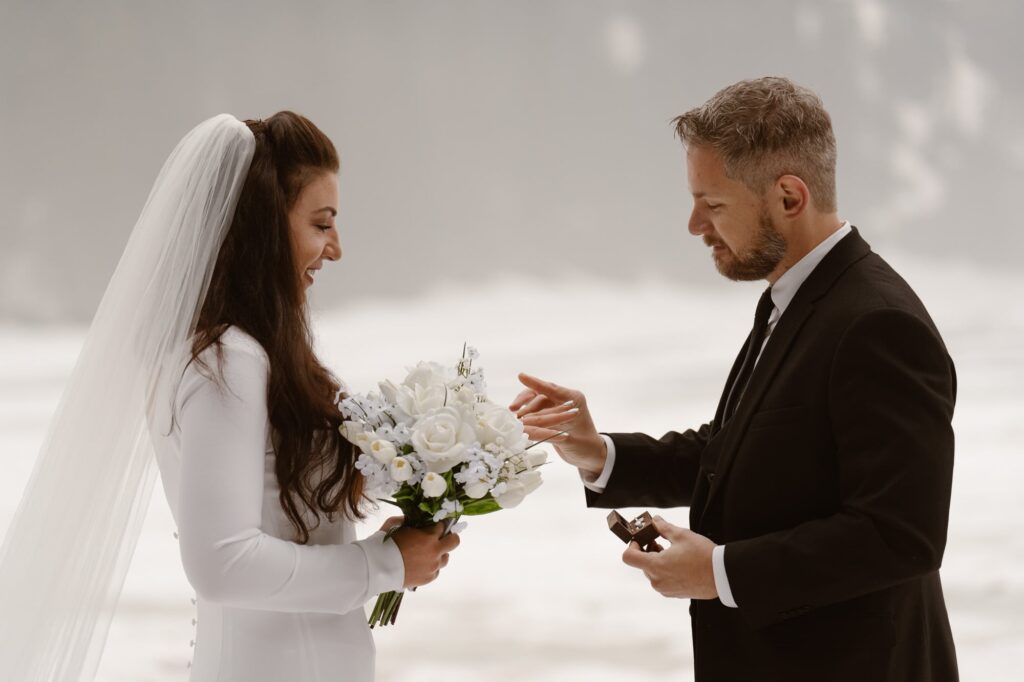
512, 77, 958, 681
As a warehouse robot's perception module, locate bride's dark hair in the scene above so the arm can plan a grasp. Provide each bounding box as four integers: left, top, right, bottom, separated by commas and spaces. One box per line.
191, 110, 363, 543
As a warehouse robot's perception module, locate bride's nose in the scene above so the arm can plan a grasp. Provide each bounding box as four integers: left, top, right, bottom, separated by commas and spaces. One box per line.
323, 230, 342, 261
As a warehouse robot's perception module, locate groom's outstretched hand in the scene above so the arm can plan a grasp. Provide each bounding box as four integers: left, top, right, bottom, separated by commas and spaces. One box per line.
622, 516, 718, 600
510, 373, 607, 476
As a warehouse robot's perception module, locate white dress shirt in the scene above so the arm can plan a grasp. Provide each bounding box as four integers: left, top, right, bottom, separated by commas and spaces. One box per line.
582, 221, 852, 609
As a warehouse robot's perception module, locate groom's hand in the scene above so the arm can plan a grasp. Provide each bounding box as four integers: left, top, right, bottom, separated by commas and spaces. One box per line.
621, 516, 718, 600
510, 373, 606, 476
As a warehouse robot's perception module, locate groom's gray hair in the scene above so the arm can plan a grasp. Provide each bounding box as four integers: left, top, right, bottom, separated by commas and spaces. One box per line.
674, 76, 837, 213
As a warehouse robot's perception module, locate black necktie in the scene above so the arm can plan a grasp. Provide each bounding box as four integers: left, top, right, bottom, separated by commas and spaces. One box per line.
723, 287, 775, 422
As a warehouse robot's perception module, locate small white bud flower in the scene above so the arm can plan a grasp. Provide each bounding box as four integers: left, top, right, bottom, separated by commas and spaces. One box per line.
389, 456, 413, 482
421, 472, 448, 498
369, 439, 398, 465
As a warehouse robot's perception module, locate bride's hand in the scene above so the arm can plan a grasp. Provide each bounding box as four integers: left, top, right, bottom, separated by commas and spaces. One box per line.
379, 516, 404, 534
390, 522, 461, 589
510, 373, 607, 476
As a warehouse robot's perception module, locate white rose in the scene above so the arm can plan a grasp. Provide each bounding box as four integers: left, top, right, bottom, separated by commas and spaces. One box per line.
389, 456, 413, 482
411, 406, 477, 473
403, 361, 450, 390
369, 439, 397, 465
475, 402, 528, 451
395, 383, 448, 418
421, 472, 448, 498
494, 470, 543, 509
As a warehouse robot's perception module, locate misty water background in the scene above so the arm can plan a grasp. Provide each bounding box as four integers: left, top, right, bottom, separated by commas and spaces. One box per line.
2, 1, 1022, 680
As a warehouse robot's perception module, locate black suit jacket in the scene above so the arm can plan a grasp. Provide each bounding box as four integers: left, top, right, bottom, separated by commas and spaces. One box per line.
587, 228, 958, 681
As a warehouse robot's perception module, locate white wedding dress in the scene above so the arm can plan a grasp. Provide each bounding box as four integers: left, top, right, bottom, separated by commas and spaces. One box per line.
150, 327, 404, 681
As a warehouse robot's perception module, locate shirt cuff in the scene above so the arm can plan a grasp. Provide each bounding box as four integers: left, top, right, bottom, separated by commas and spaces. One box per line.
354, 530, 406, 597
712, 544, 738, 608
580, 434, 616, 492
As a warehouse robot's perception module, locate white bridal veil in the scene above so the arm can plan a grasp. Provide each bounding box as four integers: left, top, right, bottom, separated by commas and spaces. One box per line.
0, 114, 255, 680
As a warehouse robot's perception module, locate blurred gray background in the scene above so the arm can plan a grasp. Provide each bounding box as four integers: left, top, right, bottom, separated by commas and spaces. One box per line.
2, 0, 1022, 322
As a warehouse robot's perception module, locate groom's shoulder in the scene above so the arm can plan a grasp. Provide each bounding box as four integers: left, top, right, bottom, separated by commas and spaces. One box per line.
825, 243, 933, 321
816, 246, 947, 352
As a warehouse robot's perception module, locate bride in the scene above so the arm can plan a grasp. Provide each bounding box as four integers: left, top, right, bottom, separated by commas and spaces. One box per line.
0, 112, 459, 681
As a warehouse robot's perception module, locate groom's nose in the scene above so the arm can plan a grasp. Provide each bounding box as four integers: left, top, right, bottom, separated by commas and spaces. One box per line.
688, 207, 711, 237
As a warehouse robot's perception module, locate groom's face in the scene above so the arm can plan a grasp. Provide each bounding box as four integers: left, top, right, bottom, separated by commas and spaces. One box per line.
686, 145, 787, 282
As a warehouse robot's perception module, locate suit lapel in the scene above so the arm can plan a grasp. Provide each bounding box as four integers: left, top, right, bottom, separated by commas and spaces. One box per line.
701, 227, 872, 512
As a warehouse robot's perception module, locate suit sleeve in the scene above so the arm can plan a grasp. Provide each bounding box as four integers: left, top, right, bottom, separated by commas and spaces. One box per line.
176, 344, 405, 614
724, 308, 956, 628
584, 425, 711, 508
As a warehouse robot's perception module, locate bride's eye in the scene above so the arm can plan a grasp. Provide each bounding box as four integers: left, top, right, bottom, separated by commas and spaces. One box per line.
315, 224, 332, 232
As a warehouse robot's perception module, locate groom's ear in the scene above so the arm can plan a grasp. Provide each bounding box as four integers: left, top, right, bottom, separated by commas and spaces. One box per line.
775, 174, 810, 218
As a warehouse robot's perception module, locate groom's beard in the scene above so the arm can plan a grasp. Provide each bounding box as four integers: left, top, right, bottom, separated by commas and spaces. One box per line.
708, 208, 787, 282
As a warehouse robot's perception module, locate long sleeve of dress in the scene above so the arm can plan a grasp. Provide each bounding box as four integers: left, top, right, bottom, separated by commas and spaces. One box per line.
174, 337, 404, 614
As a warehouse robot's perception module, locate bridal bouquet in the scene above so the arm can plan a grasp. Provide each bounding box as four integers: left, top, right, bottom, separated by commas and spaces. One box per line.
338, 345, 548, 628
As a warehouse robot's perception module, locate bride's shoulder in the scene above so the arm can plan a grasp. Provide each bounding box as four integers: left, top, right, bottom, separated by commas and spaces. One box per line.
217, 326, 269, 363
174, 327, 268, 418
184, 326, 269, 381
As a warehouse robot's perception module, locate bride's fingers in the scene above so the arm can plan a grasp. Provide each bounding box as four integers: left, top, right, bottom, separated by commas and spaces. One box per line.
520, 408, 579, 428
379, 515, 404, 533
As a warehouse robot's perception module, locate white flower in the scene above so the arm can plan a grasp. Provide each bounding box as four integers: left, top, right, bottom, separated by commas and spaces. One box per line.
463, 478, 491, 499
403, 361, 450, 390
339, 421, 360, 441
526, 450, 548, 468
378, 379, 400, 405
389, 456, 413, 482
411, 406, 477, 473
474, 402, 528, 451
356, 453, 394, 494
421, 472, 448, 498
432, 498, 464, 522
352, 431, 373, 454
369, 439, 397, 465
394, 383, 449, 418
493, 470, 543, 509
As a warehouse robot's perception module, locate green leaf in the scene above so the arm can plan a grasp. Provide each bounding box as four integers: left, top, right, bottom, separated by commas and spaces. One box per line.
461, 497, 501, 516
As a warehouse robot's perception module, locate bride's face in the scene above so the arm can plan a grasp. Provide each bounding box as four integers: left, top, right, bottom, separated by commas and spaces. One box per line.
288, 171, 341, 290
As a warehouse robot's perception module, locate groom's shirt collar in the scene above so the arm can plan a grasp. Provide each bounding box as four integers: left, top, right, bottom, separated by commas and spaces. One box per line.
769, 221, 852, 324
